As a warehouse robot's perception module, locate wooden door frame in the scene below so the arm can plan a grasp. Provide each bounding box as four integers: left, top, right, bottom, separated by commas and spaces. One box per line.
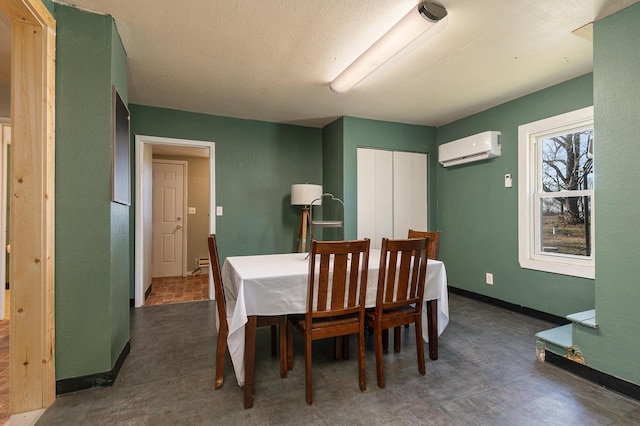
0, 0, 56, 414
151, 159, 188, 278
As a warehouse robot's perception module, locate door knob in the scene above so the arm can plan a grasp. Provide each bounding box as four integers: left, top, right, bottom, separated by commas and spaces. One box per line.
177, 225, 182, 229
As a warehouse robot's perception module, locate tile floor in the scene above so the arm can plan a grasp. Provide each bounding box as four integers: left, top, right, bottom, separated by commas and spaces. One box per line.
35, 293, 640, 425
145, 274, 209, 306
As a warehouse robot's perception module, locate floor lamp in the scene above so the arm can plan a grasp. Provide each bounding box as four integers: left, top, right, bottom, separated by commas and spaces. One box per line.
292, 184, 322, 252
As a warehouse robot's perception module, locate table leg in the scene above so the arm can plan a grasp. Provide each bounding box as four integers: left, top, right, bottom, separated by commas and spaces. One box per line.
244, 316, 257, 409
426, 300, 438, 360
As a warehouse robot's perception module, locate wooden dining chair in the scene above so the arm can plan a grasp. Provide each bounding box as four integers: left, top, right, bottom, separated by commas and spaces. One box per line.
365, 237, 428, 388
408, 229, 441, 260
389, 229, 441, 350
287, 239, 370, 404
208, 235, 287, 390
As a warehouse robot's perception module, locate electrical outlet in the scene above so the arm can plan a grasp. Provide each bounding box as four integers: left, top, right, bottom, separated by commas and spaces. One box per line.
486, 272, 494, 285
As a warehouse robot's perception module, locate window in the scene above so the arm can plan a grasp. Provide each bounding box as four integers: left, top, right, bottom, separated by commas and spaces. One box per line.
518, 106, 594, 279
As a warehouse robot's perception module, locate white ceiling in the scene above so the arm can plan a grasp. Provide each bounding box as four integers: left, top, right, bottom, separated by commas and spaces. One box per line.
3, 1, 639, 128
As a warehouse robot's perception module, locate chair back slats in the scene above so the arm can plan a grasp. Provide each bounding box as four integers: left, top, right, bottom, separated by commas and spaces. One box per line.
208, 235, 228, 336
347, 251, 361, 307
407, 229, 441, 260
384, 251, 398, 302
316, 254, 330, 311
376, 238, 428, 312
307, 239, 370, 320
330, 253, 348, 311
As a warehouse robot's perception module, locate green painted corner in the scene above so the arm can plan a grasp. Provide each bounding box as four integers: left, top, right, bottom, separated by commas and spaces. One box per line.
341, 116, 437, 239
55, 4, 130, 379
576, 2, 640, 385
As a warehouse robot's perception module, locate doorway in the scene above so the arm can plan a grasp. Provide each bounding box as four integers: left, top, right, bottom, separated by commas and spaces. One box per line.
135, 135, 216, 308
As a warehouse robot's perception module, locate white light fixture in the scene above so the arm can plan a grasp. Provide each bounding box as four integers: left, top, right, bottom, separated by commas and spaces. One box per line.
291, 184, 323, 252
330, 2, 447, 95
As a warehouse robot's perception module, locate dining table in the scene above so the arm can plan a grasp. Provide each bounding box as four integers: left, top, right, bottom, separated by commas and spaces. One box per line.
220, 248, 449, 408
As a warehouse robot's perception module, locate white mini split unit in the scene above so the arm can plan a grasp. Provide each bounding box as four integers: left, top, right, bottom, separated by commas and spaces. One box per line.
438, 131, 501, 167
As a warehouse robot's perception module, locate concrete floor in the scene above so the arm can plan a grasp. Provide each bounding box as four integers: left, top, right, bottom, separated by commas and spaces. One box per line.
35, 293, 640, 425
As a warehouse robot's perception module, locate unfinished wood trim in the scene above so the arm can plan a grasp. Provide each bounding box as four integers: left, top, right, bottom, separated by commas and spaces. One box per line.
0, 0, 55, 29
2, 0, 56, 413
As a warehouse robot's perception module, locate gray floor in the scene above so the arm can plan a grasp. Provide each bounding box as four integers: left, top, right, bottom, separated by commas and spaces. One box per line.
37, 294, 640, 425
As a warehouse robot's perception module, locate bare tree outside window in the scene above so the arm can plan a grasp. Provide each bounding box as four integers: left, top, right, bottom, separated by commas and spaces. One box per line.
539, 130, 593, 256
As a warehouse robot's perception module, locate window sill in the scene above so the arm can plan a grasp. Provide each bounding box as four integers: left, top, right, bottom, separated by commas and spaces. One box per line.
519, 257, 594, 279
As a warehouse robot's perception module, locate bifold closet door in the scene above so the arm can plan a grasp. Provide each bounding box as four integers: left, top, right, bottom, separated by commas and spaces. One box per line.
357, 148, 393, 249
357, 148, 427, 249
392, 151, 428, 238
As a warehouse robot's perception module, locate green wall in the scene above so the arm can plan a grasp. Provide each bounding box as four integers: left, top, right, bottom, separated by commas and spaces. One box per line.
129, 105, 322, 263
436, 74, 594, 317
576, 3, 640, 385
320, 118, 345, 240
55, 5, 129, 379
340, 116, 437, 239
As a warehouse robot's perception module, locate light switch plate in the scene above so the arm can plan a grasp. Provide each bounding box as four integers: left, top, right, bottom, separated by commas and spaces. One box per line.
216, 206, 223, 216
188, 207, 196, 215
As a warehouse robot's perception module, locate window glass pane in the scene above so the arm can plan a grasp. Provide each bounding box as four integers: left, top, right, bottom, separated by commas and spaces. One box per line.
540, 196, 592, 257
541, 130, 594, 192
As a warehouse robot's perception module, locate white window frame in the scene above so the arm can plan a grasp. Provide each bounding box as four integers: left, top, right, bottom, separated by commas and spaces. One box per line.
518, 106, 595, 279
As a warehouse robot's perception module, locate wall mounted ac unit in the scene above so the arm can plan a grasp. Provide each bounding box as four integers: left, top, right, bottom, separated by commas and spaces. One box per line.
438, 131, 501, 167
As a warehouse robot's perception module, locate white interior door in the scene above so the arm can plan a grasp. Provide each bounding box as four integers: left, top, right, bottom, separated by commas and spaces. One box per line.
152, 160, 186, 277
357, 148, 428, 249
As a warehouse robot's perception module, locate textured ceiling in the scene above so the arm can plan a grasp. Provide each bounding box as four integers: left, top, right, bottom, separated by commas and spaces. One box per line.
3, 1, 639, 127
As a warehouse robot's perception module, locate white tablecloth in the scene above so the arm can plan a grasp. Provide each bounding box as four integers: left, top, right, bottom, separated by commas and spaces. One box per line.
221, 249, 449, 386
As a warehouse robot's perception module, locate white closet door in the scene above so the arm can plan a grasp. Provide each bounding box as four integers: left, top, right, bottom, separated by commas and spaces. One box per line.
393, 151, 428, 238
357, 148, 428, 249
357, 148, 393, 249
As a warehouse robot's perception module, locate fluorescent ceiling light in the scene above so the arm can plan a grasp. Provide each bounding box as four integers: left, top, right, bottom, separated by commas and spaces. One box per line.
330, 2, 447, 95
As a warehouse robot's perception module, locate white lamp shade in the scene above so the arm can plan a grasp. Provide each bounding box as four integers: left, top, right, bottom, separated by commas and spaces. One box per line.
291, 184, 323, 206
